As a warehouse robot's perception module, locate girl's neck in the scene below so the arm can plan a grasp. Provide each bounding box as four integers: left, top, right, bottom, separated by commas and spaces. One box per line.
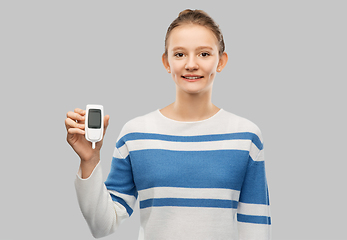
160, 91, 220, 122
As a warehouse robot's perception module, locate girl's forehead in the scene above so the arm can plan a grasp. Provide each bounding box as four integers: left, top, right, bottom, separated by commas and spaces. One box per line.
167, 24, 219, 50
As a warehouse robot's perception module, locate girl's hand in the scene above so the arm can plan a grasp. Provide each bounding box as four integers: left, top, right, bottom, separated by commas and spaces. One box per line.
65, 108, 110, 164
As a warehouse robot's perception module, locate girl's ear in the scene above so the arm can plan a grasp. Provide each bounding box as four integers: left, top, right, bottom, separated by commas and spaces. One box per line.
162, 53, 171, 73
217, 52, 228, 72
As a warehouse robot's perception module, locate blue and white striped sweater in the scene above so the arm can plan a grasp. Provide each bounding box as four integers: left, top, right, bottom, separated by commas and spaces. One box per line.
103, 109, 271, 239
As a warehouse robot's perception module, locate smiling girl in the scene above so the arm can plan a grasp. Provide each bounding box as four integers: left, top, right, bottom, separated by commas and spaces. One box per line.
66, 9, 271, 239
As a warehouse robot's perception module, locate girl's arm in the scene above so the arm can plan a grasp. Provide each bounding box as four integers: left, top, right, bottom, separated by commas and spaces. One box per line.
237, 134, 271, 239
66, 108, 127, 237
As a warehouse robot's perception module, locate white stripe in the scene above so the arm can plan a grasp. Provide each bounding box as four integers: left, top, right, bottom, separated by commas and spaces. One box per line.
108, 190, 137, 208
138, 187, 240, 202
112, 145, 130, 159
127, 139, 253, 152
140, 207, 238, 239
250, 147, 264, 161
112, 147, 123, 159
119, 144, 129, 158
238, 222, 271, 239
256, 149, 265, 161
115, 139, 261, 161
237, 202, 270, 217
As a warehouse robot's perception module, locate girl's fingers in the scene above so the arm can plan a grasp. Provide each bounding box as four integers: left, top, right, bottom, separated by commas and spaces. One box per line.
67, 111, 85, 122
67, 127, 85, 135
102, 115, 110, 137
74, 108, 86, 124
74, 108, 86, 116
65, 117, 85, 130
104, 115, 110, 130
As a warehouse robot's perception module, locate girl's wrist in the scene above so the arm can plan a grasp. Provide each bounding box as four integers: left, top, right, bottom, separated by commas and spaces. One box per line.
80, 150, 100, 162
80, 156, 100, 179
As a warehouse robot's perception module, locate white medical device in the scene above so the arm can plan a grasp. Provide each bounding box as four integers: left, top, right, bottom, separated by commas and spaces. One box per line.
85, 104, 104, 149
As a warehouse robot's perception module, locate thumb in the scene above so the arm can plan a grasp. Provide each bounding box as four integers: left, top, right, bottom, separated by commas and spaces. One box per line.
103, 115, 110, 136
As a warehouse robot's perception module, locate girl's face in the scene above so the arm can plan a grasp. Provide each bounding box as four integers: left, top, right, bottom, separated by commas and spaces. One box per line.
163, 24, 227, 95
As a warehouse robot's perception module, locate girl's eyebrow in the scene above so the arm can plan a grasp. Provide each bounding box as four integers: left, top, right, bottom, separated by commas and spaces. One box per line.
196, 46, 214, 51
171, 47, 185, 52
171, 46, 214, 52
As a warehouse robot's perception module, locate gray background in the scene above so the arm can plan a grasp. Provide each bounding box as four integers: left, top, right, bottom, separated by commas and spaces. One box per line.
1, 0, 346, 239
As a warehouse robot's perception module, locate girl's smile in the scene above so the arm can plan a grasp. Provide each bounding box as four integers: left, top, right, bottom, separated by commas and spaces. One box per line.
182, 74, 204, 82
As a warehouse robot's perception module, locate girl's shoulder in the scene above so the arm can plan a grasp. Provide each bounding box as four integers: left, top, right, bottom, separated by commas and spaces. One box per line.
221, 110, 262, 135
116, 110, 159, 138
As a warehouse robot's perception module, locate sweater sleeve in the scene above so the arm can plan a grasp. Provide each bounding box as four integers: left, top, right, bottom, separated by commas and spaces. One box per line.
237, 132, 271, 240
74, 160, 130, 238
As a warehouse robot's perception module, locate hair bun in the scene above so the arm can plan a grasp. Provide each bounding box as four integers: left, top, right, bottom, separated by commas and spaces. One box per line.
178, 9, 194, 17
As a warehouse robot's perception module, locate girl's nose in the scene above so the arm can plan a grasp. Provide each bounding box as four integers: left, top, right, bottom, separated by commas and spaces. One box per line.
185, 56, 199, 71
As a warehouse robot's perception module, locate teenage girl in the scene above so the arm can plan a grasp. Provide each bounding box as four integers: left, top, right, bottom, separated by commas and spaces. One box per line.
65, 9, 271, 240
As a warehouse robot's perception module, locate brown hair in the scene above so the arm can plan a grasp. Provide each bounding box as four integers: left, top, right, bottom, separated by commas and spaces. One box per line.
164, 9, 225, 57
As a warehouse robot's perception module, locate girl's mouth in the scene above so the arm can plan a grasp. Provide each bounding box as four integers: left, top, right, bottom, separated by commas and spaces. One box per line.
182, 75, 204, 81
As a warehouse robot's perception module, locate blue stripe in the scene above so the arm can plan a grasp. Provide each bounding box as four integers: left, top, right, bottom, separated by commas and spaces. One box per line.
105, 156, 138, 198
131, 149, 249, 191
140, 198, 238, 209
109, 194, 134, 216
237, 213, 271, 225
239, 160, 269, 205
116, 132, 263, 150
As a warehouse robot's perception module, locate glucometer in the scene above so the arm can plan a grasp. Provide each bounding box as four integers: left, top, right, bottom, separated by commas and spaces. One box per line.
85, 104, 104, 149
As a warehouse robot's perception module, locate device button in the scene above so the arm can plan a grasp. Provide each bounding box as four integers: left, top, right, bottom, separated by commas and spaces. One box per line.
89, 129, 101, 140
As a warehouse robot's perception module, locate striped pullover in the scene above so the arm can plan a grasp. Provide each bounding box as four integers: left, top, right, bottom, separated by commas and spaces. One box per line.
75, 109, 271, 239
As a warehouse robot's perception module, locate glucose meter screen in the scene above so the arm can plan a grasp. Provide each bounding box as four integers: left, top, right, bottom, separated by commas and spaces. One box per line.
88, 109, 101, 129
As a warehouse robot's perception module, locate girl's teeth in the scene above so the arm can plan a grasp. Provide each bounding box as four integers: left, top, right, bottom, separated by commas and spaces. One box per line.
185, 77, 200, 79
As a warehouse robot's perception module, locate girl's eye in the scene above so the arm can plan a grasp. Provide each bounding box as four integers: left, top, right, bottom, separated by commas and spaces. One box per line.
200, 52, 210, 57
174, 53, 185, 57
